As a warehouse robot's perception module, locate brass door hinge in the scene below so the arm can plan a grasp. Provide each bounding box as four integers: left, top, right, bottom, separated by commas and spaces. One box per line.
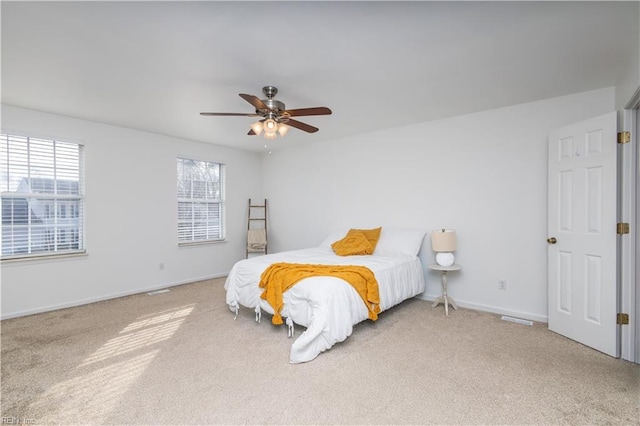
618, 131, 630, 144
617, 223, 630, 235
617, 313, 629, 325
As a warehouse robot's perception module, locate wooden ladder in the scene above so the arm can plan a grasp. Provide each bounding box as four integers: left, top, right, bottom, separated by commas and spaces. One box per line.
247, 198, 268, 258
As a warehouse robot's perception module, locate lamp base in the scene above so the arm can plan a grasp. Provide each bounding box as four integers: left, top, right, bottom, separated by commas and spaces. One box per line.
436, 252, 455, 267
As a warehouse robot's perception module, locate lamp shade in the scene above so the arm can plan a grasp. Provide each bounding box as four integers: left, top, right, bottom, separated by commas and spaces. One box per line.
431, 229, 457, 252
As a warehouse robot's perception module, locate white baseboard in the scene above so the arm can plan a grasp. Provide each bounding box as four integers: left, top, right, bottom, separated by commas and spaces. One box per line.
1, 273, 228, 320
417, 293, 548, 324
4, 276, 547, 324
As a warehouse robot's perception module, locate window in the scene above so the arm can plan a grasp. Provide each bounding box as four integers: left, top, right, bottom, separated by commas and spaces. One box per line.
1, 134, 84, 259
177, 157, 225, 243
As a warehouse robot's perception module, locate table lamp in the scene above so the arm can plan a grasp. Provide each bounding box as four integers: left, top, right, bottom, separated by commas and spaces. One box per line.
431, 229, 457, 266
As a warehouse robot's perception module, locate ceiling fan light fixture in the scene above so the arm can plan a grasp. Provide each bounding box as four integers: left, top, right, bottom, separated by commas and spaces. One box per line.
264, 131, 277, 140
277, 123, 290, 137
250, 121, 264, 135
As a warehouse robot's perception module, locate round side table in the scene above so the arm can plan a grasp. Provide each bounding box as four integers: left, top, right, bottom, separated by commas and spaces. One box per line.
428, 263, 462, 316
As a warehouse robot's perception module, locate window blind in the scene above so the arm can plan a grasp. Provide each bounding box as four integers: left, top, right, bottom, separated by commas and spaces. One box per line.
177, 157, 226, 243
1, 134, 84, 259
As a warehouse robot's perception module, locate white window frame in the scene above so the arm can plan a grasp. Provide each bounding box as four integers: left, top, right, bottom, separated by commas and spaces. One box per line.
177, 157, 226, 245
1, 133, 85, 260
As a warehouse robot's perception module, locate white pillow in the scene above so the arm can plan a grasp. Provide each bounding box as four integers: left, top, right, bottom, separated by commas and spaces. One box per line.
373, 228, 427, 257
319, 228, 350, 248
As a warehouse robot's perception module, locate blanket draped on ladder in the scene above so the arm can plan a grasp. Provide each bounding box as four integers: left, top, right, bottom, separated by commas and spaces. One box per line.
259, 262, 381, 325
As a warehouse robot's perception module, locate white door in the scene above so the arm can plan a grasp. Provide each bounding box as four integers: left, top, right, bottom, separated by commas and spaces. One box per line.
548, 111, 618, 357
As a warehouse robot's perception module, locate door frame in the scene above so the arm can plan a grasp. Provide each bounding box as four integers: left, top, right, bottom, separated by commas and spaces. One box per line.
621, 87, 639, 363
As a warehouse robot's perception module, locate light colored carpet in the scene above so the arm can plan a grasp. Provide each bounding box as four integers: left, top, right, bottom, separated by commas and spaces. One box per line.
1, 277, 638, 425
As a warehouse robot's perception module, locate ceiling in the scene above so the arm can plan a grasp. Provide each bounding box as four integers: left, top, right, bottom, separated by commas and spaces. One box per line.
2, 1, 638, 152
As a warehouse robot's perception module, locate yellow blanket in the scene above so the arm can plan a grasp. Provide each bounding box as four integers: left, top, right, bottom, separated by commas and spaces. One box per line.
258, 262, 381, 325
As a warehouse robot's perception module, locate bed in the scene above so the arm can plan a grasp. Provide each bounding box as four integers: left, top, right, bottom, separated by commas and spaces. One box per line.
224, 228, 427, 363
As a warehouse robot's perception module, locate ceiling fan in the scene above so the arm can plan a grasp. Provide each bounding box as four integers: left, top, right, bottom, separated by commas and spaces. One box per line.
200, 86, 332, 139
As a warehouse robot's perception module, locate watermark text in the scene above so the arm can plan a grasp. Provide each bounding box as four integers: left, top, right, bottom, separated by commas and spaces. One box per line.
1, 417, 36, 425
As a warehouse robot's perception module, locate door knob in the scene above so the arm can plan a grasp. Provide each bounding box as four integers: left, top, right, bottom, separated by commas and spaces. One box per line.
547, 237, 557, 244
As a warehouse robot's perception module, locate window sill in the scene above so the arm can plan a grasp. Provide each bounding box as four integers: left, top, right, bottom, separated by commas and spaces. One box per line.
178, 240, 227, 248
1, 251, 88, 265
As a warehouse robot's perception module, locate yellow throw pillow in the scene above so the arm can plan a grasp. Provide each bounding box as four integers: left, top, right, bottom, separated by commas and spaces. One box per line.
331, 231, 373, 256
350, 227, 382, 252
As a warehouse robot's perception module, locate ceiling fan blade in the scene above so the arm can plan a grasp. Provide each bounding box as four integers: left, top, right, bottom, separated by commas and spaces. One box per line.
200, 112, 259, 117
287, 118, 319, 133
285, 107, 332, 117
248, 129, 257, 135
239, 93, 268, 111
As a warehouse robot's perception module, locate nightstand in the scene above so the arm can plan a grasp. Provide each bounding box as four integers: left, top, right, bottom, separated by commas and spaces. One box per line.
428, 263, 462, 316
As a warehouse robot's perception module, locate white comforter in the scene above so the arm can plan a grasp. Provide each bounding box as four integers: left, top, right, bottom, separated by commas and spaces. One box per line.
224, 246, 425, 363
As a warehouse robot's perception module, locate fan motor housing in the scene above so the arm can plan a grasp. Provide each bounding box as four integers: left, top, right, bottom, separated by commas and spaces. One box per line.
260, 99, 285, 114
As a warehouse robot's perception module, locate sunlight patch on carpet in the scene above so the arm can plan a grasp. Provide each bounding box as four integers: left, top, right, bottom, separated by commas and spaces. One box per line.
28, 305, 197, 423
30, 350, 159, 424
79, 304, 195, 366
121, 304, 196, 332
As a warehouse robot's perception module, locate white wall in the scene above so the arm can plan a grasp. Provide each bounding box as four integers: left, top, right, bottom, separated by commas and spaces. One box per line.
261, 88, 616, 322
1, 105, 263, 319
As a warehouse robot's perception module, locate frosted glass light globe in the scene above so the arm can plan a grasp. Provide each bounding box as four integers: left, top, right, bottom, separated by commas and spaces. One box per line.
263, 119, 277, 132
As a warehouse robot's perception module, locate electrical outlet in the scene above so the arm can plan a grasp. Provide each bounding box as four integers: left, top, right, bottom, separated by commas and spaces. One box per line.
498, 280, 507, 290
159, 262, 165, 270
